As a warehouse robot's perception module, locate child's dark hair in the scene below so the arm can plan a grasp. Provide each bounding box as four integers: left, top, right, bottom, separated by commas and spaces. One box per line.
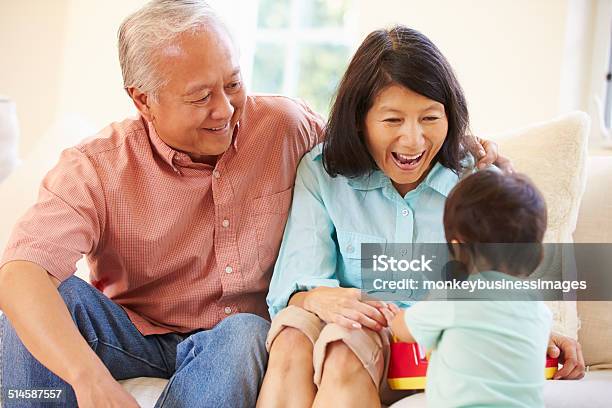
443, 170, 547, 276
322, 25, 469, 178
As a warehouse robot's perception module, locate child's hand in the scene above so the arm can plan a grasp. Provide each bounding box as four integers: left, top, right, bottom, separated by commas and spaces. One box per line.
368, 301, 401, 329
384, 305, 416, 343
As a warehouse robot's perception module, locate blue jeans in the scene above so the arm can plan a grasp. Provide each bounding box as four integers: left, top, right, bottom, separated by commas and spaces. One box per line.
0, 276, 269, 407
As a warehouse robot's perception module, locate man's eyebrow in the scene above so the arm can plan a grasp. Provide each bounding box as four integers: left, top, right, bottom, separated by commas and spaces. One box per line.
184, 83, 211, 97
183, 68, 242, 96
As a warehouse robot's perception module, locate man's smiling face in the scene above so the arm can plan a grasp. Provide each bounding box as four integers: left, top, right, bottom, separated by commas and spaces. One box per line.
145, 24, 246, 162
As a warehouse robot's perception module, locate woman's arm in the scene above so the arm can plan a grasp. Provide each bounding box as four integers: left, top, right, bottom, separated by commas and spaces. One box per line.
266, 151, 341, 317
267, 151, 388, 330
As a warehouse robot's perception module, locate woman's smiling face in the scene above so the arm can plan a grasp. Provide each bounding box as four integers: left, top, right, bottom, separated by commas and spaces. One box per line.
364, 84, 449, 196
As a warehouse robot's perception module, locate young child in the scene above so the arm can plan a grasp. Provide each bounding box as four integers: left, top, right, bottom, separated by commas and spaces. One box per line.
389, 170, 553, 407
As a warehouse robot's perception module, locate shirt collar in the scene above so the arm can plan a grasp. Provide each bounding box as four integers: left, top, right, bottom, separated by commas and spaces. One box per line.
145, 118, 241, 172
346, 161, 459, 198
309, 147, 391, 191
347, 170, 391, 191
420, 161, 460, 198
146, 119, 177, 170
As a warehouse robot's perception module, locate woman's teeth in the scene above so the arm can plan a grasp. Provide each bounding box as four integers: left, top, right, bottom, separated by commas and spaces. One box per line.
392, 151, 424, 165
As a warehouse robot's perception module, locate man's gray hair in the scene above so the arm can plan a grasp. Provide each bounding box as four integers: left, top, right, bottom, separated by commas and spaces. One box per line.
118, 0, 224, 100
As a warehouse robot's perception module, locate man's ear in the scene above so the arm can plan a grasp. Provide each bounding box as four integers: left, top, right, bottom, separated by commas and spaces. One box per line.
127, 87, 154, 122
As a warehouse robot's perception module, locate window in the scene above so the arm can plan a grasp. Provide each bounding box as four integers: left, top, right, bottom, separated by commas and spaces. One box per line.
251, 0, 357, 117
209, 0, 357, 117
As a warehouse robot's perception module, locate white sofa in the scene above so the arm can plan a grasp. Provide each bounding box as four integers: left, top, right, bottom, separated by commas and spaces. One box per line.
1, 112, 612, 407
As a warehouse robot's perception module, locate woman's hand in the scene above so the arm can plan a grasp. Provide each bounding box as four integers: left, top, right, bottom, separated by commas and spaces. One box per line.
303, 287, 391, 331
467, 135, 514, 173
548, 332, 586, 380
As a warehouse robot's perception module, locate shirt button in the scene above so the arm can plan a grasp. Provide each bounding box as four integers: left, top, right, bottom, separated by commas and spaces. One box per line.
224, 306, 232, 315
213, 170, 221, 179
222, 219, 230, 228
401, 209, 410, 216
346, 244, 354, 253
225, 265, 233, 274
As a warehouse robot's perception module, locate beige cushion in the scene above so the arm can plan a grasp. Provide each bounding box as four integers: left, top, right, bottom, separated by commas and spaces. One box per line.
573, 156, 612, 243
579, 302, 612, 369
494, 111, 589, 243
494, 111, 590, 339
119, 377, 168, 407
574, 156, 612, 368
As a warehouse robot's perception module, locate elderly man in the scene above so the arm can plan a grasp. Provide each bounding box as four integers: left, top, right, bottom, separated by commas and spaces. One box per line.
0, 1, 582, 407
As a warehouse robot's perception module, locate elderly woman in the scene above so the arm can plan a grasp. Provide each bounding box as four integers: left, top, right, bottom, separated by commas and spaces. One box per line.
257, 26, 584, 407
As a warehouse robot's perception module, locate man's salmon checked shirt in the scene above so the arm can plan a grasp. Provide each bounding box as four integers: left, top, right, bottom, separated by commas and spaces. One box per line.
1, 95, 323, 335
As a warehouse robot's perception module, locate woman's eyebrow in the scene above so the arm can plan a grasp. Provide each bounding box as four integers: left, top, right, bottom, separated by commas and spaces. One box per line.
423, 103, 444, 111
378, 103, 443, 114
379, 106, 404, 114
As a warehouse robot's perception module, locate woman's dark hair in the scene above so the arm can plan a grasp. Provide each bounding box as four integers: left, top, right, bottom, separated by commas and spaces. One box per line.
322, 25, 470, 178
443, 170, 548, 276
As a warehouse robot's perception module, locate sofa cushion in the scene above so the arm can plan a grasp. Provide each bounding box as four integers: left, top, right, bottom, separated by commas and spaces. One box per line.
120, 377, 168, 407
573, 156, 612, 244
573, 155, 612, 368
494, 111, 589, 243
494, 112, 589, 340
388, 369, 612, 408
579, 302, 612, 369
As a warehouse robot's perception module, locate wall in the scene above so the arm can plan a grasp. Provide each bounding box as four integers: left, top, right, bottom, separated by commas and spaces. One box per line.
0, 0, 70, 157
355, 0, 601, 141
0, 0, 608, 158
54, 0, 144, 137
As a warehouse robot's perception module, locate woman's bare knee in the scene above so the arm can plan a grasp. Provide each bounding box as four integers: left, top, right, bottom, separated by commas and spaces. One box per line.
320, 340, 366, 383
270, 326, 312, 354
268, 327, 313, 372
259, 326, 316, 407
